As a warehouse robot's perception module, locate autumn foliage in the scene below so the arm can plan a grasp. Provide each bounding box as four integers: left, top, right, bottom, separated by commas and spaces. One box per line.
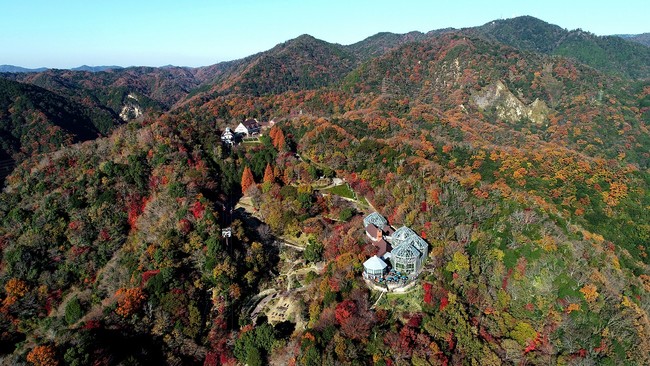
0, 18, 649, 366
263, 163, 274, 184
27, 345, 58, 366
115, 287, 146, 317
269, 126, 286, 151
4, 278, 28, 298
335, 299, 357, 326
241, 166, 256, 194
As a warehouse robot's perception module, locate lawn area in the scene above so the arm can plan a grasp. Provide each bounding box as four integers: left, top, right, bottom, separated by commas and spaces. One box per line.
322, 183, 356, 199
242, 137, 261, 144
358, 196, 369, 207
376, 285, 424, 313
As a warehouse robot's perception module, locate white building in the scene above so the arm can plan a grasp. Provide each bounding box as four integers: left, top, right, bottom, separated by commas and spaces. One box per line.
363, 255, 388, 277
221, 127, 235, 145
234, 118, 261, 136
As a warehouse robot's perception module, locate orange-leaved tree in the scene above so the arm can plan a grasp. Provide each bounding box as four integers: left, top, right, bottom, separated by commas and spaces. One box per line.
241, 166, 255, 194
115, 287, 146, 317
5, 278, 29, 298
263, 163, 274, 184
270, 126, 286, 150
27, 345, 58, 366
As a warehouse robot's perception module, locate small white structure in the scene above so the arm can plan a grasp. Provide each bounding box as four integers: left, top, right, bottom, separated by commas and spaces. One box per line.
363, 255, 388, 277
235, 118, 261, 136
221, 127, 235, 145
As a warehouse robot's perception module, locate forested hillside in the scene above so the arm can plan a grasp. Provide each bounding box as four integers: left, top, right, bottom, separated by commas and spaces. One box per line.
471, 16, 650, 80
0, 16, 648, 366
5, 66, 198, 112
0, 78, 119, 163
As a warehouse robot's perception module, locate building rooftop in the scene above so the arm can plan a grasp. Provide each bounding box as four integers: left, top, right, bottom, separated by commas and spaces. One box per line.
242, 118, 260, 129
392, 243, 422, 260
363, 255, 388, 271
390, 226, 417, 242
366, 224, 381, 240
404, 234, 428, 254
364, 212, 388, 229
374, 239, 392, 258
382, 225, 395, 236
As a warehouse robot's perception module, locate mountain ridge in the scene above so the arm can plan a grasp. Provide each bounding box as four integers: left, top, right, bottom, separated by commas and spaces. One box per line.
0, 65, 127, 73
3, 15, 649, 80
0, 77, 119, 163
0, 65, 48, 73
468, 16, 650, 79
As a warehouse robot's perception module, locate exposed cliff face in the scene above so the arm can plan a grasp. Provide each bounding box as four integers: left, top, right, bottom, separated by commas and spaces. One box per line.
118, 93, 143, 121
471, 80, 550, 124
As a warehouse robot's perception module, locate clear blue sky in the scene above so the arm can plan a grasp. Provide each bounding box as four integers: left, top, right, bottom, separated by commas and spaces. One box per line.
2, 0, 648, 69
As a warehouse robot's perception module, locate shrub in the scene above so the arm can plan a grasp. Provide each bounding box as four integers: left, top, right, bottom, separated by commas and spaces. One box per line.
64, 296, 82, 325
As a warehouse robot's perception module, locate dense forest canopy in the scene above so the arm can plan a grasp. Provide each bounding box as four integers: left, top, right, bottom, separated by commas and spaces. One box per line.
0, 15, 648, 366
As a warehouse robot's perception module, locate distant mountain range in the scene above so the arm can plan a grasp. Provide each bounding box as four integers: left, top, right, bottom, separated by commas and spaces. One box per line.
617, 33, 650, 47
0, 65, 48, 73
0, 65, 124, 73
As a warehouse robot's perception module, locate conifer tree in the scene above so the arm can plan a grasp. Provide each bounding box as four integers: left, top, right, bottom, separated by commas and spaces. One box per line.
263, 163, 274, 184
270, 126, 286, 150
241, 166, 256, 194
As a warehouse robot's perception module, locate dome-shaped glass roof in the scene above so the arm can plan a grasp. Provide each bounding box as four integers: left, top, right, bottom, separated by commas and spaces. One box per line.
392, 244, 421, 261
406, 235, 428, 253
363, 212, 388, 229
389, 226, 415, 246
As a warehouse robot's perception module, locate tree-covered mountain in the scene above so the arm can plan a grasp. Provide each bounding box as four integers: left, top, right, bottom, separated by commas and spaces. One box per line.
5, 66, 200, 112
344, 31, 431, 61
0, 78, 119, 162
470, 16, 650, 79
0, 16, 648, 366
190, 34, 359, 98
344, 32, 650, 165
471, 16, 568, 54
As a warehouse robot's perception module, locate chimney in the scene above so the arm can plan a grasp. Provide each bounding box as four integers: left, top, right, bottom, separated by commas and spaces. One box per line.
376, 229, 382, 241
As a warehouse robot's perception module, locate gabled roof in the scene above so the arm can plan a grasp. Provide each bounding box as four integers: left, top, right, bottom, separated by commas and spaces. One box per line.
366, 224, 380, 239
363, 255, 388, 271
243, 118, 260, 129
374, 239, 392, 258
363, 212, 388, 229
382, 225, 395, 236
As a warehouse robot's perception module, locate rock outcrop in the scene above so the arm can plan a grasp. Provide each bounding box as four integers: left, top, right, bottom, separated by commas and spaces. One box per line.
471, 80, 550, 124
